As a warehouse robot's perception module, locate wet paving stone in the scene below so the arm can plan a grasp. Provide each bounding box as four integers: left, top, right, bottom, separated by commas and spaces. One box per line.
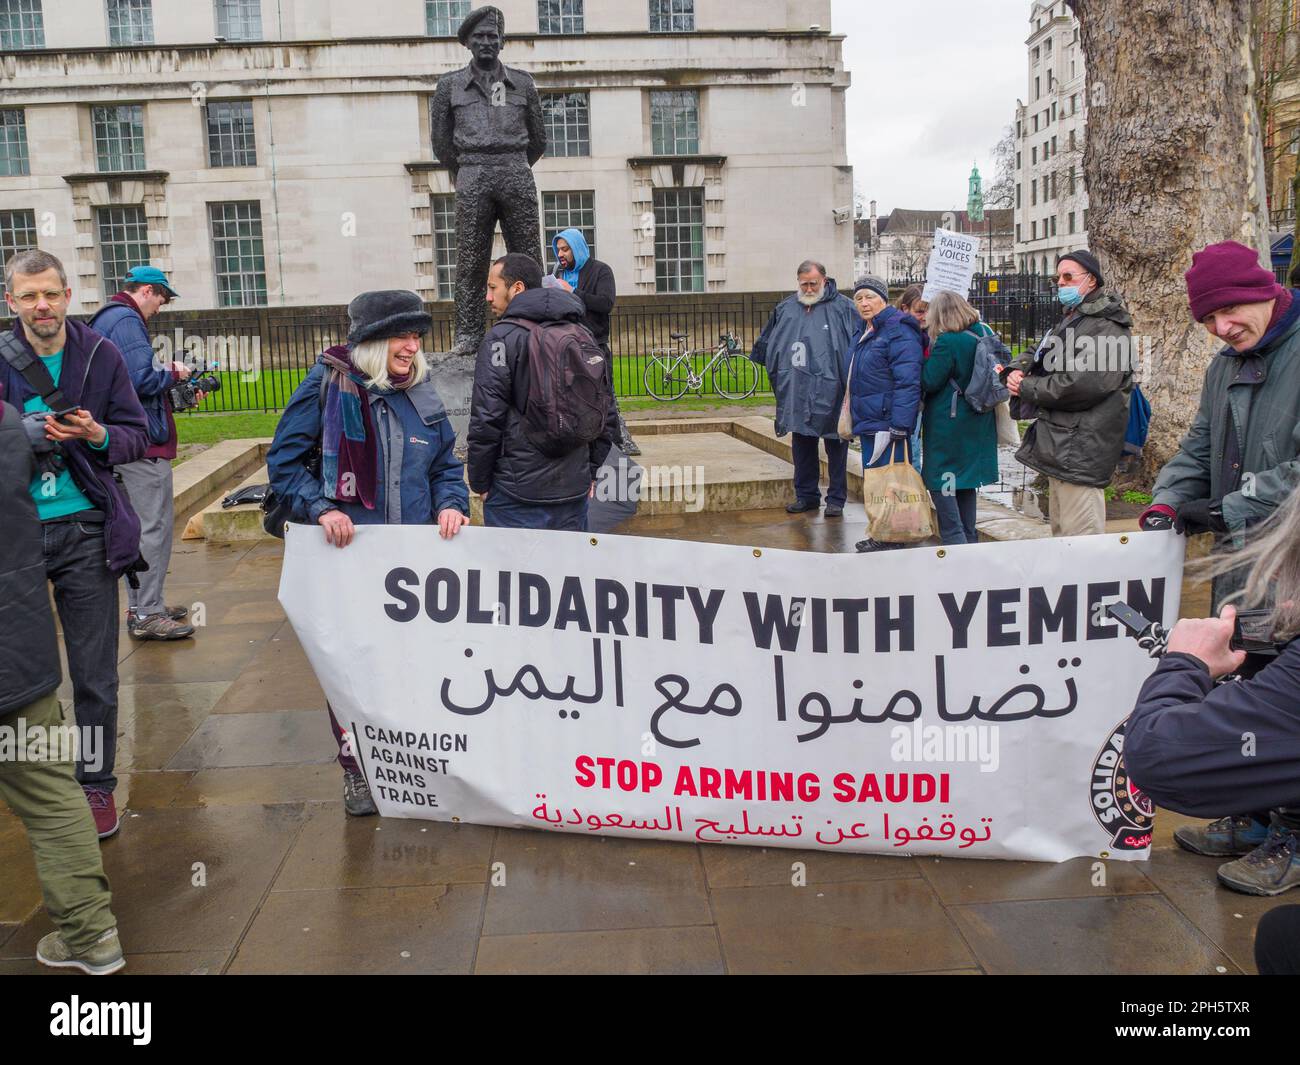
482, 830, 712, 935
949, 894, 1239, 975
711, 878, 976, 975
166, 709, 340, 770
227, 884, 484, 975
475, 925, 724, 975
271, 806, 496, 890
0, 804, 308, 958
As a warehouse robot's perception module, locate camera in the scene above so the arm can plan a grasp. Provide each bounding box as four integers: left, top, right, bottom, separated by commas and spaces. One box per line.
169, 373, 220, 412
20, 408, 69, 475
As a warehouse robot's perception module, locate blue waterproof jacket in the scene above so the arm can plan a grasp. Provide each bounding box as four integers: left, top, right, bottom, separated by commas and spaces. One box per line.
750, 279, 860, 438
847, 305, 924, 436
89, 300, 172, 446
1124, 639, 1300, 818
267, 358, 468, 527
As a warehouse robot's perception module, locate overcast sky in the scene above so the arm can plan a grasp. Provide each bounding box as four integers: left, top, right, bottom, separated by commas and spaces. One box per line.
833, 0, 1030, 216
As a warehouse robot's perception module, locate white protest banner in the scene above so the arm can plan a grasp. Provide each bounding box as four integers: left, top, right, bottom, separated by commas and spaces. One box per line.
921, 228, 981, 303
279, 525, 1185, 862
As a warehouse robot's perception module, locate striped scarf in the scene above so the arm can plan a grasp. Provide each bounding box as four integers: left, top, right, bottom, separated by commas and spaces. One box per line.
319, 346, 378, 510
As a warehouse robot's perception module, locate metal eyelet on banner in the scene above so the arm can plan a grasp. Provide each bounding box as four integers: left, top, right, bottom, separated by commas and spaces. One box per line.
936, 549, 947, 558
589, 537, 598, 546
753, 549, 762, 558
1119, 535, 1129, 545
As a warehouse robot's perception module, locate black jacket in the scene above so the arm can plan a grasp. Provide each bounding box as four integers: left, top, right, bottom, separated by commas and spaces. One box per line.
570, 257, 616, 346
0, 402, 62, 716
1124, 640, 1300, 818
468, 287, 611, 504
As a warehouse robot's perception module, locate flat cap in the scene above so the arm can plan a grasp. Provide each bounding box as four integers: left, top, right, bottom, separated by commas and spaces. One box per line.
458, 5, 504, 46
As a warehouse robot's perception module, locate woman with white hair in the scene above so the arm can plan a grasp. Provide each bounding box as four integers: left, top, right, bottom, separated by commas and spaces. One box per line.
267, 290, 469, 816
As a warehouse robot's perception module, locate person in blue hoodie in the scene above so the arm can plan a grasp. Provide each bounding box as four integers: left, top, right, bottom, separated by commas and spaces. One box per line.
549, 227, 636, 454
846, 275, 924, 553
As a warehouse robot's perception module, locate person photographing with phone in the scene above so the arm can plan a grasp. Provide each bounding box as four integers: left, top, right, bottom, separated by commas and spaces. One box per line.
1124, 484, 1300, 927
0, 249, 148, 840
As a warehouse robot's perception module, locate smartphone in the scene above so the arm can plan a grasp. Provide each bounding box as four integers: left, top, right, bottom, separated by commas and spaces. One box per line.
1231, 608, 1280, 656
47, 406, 79, 423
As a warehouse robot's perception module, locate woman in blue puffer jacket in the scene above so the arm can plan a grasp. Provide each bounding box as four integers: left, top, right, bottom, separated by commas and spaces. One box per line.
846, 276, 924, 553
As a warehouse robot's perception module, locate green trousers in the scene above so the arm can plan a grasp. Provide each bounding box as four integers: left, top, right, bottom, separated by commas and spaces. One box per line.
0, 691, 115, 953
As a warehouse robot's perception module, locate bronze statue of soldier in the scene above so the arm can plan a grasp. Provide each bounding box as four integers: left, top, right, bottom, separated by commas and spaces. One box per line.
431, 5, 547, 357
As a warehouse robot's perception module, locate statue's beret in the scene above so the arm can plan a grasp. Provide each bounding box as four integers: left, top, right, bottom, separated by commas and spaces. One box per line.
458, 6, 504, 46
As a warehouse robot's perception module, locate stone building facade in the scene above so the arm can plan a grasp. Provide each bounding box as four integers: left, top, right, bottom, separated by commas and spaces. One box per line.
0, 0, 854, 313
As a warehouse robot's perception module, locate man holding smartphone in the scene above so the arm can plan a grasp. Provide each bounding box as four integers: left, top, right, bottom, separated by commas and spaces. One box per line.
0, 249, 148, 840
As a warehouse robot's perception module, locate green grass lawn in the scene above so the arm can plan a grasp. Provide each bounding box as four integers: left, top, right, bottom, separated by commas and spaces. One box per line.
175, 411, 282, 446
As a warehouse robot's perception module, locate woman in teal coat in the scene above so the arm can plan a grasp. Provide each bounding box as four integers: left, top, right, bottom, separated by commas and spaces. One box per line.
920, 291, 1000, 545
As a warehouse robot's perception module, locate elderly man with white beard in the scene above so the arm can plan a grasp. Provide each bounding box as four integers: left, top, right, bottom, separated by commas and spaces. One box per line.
750, 260, 861, 516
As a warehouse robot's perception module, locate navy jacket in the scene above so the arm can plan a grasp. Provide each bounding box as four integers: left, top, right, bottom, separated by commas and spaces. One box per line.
0, 320, 147, 574
847, 305, 924, 436
89, 298, 175, 450
1124, 641, 1300, 818
267, 359, 468, 527
468, 287, 612, 504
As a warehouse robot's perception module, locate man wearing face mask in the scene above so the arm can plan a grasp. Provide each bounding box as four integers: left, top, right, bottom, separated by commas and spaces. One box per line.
1003, 250, 1134, 536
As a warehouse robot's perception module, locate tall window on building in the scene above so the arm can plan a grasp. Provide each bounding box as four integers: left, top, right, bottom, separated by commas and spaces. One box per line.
653, 187, 704, 293
1031, 221, 1037, 240
650, 90, 699, 155
0, 109, 29, 176
0, 209, 37, 297
107, 0, 153, 44
215, 0, 261, 41
1068, 211, 1076, 234
1031, 146, 1037, 165
649, 0, 693, 31
425, 0, 469, 36
537, 0, 583, 34
96, 205, 149, 296
1015, 184, 1021, 208
206, 100, 257, 167
209, 201, 267, 306
1050, 216, 1058, 237
431, 194, 456, 302
0, 0, 43, 49
542, 192, 596, 272
541, 92, 590, 157
93, 105, 146, 172
1015, 223, 1021, 243
1031, 179, 1037, 206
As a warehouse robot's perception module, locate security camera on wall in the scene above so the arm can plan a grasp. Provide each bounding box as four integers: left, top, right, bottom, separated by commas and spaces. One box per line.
832, 206, 852, 225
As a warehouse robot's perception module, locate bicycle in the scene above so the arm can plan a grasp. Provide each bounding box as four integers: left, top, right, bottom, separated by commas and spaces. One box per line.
642, 331, 759, 401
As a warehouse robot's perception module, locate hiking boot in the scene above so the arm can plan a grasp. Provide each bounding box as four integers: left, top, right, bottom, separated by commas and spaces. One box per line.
129, 613, 195, 641
1174, 815, 1270, 857
343, 770, 377, 817
786, 499, 819, 514
1217, 828, 1300, 896
84, 786, 119, 840
37, 928, 125, 975
825, 504, 844, 518
127, 605, 189, 626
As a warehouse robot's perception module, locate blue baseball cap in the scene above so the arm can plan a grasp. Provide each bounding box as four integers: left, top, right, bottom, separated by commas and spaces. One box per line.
123, 265, 179, 299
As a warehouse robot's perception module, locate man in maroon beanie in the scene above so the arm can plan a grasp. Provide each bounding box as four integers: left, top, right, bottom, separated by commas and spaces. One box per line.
1137, 238, 1300, 886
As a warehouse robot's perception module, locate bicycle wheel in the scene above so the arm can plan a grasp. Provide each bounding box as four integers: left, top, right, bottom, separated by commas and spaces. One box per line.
644, 355, 688, 401
711, 352, 759, 400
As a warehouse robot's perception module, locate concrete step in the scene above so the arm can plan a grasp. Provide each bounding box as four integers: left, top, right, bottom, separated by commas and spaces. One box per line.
173, 437, 272, 517
183, 465, 275, 543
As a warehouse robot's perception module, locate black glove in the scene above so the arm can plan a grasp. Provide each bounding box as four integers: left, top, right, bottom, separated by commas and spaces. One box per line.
1138, 504, 1175, 531
1174, 498, 1228, 537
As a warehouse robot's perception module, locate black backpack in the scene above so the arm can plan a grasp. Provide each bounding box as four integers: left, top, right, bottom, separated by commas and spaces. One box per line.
502, 317, 611, 457
948, 325, 1013, 416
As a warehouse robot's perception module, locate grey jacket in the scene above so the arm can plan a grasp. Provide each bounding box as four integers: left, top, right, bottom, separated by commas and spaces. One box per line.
1153, 313, 1300, 538
1009, 290, 1134, 488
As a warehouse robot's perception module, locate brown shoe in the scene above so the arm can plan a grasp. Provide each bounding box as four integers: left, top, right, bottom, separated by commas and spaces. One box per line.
129, 613, 195, 640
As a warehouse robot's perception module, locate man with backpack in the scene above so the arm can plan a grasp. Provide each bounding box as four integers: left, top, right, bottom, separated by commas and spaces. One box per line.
468, 252, 614, 530
1002, 250, 1134, 536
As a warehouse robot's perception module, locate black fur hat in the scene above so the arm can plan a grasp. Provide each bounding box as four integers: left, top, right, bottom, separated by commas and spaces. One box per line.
346, 290, 432, 345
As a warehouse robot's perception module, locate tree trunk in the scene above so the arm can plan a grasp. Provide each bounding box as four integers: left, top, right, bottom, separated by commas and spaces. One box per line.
1067, 0, 1270, 483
